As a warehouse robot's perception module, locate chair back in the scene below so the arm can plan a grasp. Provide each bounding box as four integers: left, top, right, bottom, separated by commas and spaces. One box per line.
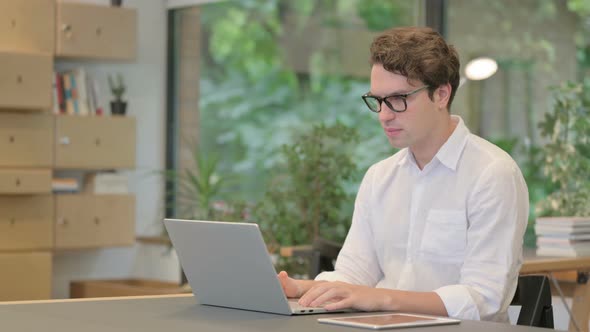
511, 275, 554, 328
309, 237, 342, 278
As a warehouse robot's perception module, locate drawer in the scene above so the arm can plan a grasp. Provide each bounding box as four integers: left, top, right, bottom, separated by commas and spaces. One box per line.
0, 252, 52, 301
56, 3, 137, 60
55, 194, 135, 249
0, 113, 53, 167
0, 0, 55, 53
0, 195, 54, 251
0, 169, 51, 194
55, 116, 136, 169
0, 52, 53, 110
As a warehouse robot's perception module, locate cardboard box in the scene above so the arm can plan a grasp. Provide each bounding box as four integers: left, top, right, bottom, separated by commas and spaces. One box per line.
70, 279, 188, 298
0, 252, 52, 301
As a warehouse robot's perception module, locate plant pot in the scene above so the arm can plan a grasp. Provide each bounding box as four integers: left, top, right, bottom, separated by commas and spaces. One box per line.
110, 101, 127, 116
111, 0, 123, 6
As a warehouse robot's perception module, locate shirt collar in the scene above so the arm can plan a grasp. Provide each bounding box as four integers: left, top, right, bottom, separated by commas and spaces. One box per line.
396, 148, 415, 167
434, 115, 470, 171
395, 115, 469, 171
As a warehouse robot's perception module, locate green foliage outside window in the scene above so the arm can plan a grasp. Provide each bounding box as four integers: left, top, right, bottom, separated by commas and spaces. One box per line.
254, 122, 359, 250
199, 0, 403, 203
536, 80, 590, 217
189, 0, 590, 255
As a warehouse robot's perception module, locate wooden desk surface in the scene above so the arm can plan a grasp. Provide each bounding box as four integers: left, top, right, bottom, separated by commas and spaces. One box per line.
521, 248, 590, 274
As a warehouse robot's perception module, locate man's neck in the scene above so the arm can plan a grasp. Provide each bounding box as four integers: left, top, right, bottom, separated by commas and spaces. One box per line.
411, 116, 457, 170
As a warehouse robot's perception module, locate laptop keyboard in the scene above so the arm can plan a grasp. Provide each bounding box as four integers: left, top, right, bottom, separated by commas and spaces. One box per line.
288, 300, 329, 312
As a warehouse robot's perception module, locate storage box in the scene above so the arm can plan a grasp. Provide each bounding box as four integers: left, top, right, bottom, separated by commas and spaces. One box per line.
0, 52, 53, 110
56, 2, 136, 60
0, 195, 54, 251
0, 0, 55, 53
54, 116, 136, 170
0, 169, 51, 194
0, 252, 52, 301
55, 194, 135, 249
70, 279, 188, 298
0, 113, 53, 168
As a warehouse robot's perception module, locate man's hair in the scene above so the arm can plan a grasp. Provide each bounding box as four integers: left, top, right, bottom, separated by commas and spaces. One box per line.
369, 26, 460, 110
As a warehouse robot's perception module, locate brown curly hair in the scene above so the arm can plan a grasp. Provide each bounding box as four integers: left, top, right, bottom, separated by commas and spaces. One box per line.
370, 26, 460, 110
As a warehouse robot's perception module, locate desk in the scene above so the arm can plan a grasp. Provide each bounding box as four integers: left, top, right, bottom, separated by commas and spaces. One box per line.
0, 294, 552, 331
521, 250, 590, 332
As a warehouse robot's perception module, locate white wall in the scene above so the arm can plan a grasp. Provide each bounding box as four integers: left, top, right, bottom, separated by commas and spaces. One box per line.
52, 0, 180, 298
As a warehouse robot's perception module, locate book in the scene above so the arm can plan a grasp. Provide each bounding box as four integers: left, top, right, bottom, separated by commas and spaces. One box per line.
536, 217, 590, 227
69, 72, 80, 114
537, 233, 590, 241
534, 224, 590, 235
56, 72, 66, 114
86, 72, 97, 115
536, 246, 590, 257
74, 68, 90, 116
52, 72, 59, 114
63, 72, 75, 115
83, 173, 128, 194
537, 237, 590, 246
52, 178, 79, 192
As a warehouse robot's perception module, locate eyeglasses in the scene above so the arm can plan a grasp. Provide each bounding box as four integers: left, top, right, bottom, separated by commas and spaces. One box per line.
362, 85, 429, 113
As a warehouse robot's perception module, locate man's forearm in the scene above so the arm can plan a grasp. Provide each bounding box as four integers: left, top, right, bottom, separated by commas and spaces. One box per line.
381, 289, 448, 316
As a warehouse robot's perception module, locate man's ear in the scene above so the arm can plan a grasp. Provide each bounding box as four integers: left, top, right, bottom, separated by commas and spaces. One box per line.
435, 83, 452, 110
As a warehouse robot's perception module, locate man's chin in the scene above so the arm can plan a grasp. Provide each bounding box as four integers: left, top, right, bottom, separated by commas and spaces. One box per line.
387, 138, 408, 149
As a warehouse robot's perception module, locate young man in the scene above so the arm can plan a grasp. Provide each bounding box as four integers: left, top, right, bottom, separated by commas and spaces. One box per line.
278, 26, 528, 322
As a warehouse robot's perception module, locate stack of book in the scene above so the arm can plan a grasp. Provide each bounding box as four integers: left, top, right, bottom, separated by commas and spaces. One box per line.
535, 217, 590, 257
52, 68, 103, 116
52, 178, 80, 193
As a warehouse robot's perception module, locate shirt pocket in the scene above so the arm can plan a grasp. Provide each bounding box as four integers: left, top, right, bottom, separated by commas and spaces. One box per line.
420, 209, 467, 261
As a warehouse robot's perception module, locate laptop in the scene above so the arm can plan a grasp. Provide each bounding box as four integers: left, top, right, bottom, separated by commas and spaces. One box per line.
163, 218, 344, 315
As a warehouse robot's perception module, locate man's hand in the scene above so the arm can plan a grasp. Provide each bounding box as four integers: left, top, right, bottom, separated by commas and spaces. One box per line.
277, 271, 302, 298
298, 281, 390, 312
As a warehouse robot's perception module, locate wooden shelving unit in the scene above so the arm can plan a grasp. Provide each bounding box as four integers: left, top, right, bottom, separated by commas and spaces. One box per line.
0, 0, 138, 301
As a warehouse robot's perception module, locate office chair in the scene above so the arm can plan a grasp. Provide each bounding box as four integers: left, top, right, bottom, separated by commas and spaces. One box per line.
511, 275, 554, 328
309, 237, 341, 278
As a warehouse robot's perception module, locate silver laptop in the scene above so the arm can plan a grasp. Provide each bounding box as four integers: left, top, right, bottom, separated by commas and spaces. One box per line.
164, 218, 342, 315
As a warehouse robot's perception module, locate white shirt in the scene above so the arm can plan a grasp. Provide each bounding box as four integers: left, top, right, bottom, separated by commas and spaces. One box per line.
316, 116, 528, 322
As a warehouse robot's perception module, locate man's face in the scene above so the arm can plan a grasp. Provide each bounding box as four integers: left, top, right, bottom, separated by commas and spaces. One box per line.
369, 64, 443, 150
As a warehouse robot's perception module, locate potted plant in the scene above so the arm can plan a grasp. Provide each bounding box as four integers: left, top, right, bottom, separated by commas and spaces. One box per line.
164, 149, 243, 222
534, 80, 590, 256
253, 122, 359, 275
108, 73, 127, 116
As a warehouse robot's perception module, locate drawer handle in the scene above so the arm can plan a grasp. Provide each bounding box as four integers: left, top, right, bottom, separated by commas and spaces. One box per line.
9, 136, 15, 143
16, 75, 23, 84
57, 218, 69, 226
96, 27, 102, 36
59, 136, 71, 145
62, 23, 73, 39
94, 217, 101, 225
15, 178, 20, 187
10, 218, 16, 226
10, 19, 16, 29
95, 138, 101, 146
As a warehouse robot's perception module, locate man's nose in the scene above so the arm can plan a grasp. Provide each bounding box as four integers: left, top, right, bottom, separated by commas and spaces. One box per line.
378, 103, 396, 122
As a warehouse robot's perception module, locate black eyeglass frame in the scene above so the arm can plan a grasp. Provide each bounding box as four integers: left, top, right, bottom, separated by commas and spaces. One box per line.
362, 85, 430, 113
